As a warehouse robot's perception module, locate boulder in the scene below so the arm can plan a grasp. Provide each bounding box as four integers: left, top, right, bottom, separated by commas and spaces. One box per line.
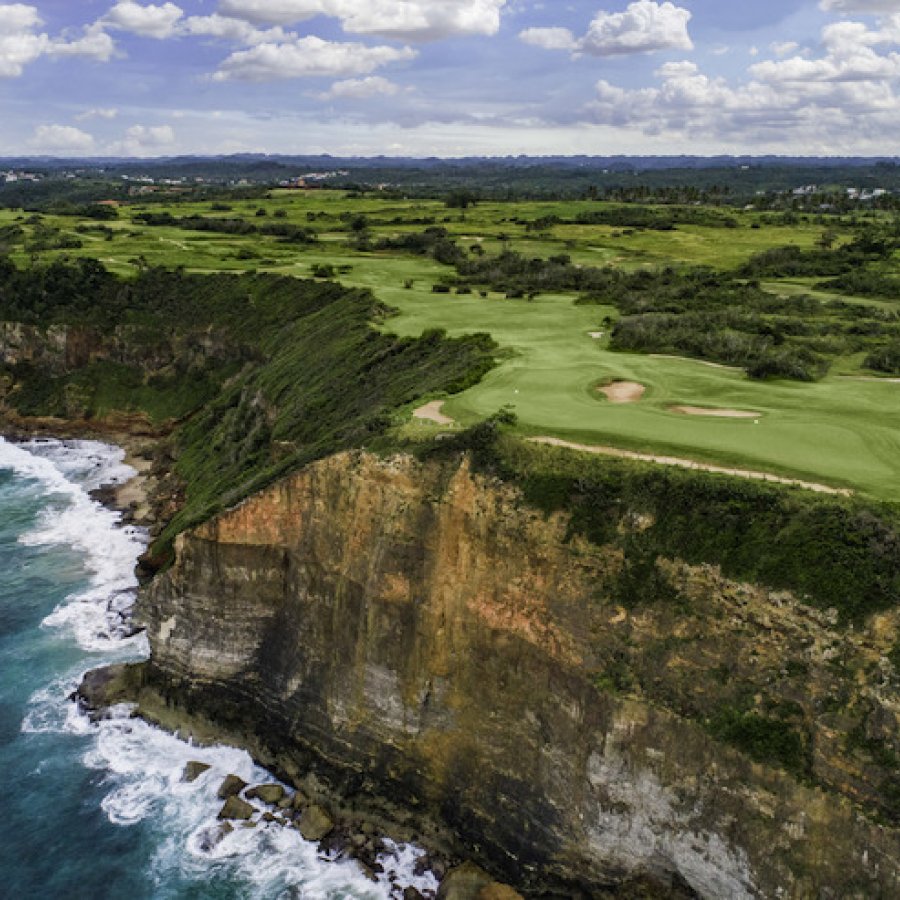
245, 783, 285, 805
297, 804, 335, 842
182, 761, 211, 783
437, 863, 523, 900
217, 774, 248, 799
74, 662, 146, 719
195, 821, 233, 852
477, 886, 524, 900
218, 795, 255, 821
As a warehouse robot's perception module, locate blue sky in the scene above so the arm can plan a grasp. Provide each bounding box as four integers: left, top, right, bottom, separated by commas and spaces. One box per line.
1, 1, 899, 156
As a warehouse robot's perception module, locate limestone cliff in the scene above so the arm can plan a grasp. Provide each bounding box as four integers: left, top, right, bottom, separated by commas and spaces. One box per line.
138, 451, 900, 898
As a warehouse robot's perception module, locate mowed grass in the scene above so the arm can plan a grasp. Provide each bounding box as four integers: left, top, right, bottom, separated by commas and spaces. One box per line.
5, 192, 900, 499
383, 289, 900, 499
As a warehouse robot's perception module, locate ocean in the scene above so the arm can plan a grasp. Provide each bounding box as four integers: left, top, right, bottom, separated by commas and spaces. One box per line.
0, 437, 435, 900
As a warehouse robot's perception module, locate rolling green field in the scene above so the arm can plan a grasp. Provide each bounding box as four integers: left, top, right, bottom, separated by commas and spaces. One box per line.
3, 190, 900, 500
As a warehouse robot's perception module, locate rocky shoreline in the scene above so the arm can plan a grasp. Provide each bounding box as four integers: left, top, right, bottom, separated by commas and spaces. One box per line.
75, 661, 527, 900
2, 418, 525, 900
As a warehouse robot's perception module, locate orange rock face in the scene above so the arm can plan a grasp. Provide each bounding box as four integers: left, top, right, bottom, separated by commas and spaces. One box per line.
142, 450, 900, 899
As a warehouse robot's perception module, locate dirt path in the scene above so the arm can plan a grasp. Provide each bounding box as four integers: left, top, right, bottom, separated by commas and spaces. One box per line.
413, 400, 455, 426
649, 354, 740, 371
839, 376, 900, 384
529, 437, 851, 496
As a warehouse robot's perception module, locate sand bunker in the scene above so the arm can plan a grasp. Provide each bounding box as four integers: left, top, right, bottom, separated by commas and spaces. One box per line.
588, 331, 605, 340
598, 381, 645, 404
413, 400, 455, 426
671, 405, 759, 419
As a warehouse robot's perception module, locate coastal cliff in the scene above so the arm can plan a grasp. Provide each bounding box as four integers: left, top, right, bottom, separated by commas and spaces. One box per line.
137, 449, 900, 898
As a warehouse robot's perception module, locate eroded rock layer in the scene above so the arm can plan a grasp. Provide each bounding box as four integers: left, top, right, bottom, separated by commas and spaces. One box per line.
138, 451, 900, 898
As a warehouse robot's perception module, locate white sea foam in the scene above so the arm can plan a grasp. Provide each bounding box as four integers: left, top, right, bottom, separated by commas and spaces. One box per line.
6, 437, 438, 898
86, 711, 433, 898
0, 437, 147, 653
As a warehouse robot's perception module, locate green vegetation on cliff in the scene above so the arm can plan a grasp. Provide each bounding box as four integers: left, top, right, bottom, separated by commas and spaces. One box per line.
0, 259, 496, 558
433, 420, 900, 624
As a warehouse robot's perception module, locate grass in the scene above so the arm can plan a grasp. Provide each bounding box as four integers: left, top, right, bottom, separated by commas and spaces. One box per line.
4, 192, 900, 501
383, 289, 900, 499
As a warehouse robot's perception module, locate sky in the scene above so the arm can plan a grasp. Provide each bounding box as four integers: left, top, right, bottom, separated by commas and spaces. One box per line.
2, 0, 900, 157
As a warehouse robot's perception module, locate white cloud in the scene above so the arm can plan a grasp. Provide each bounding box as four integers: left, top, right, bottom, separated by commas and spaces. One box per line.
218, 0, 507, 41
333, 0, 507, 40
519, 27, 577, 51
30, 124, 96, 153
579, 10, 900, 150
820, 1, 900, 12
580, 1, 692, 56
323, 75, 402, 99
48, 24, 116, 62
76, 108, 119, 120
182, 14, 290, 44
104, 1, 184, 39
126, 123, 175, 145
212, 35, 416, 81
771, 40, 800, 57
2, 2, 40, 31
217, 0, 327, 25
520, 2, 692, 57
750, 17, 900, 84
0, 4, 114, 77
109, 123, 177, 155
0, 4, 49, 77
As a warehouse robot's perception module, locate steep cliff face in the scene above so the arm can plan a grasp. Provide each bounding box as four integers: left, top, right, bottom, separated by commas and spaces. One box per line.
139, 451, 899, 898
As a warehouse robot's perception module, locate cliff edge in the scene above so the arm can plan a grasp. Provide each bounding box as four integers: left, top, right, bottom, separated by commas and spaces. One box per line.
137, 450, 900, 898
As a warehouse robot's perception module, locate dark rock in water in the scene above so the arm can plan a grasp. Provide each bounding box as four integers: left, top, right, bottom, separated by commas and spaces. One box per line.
217, 774, 248, 800
357, 862, 379, 882
403, 888, 426, 900
89, 484, 118, 509
74, 663, 146, 720
319, 824, 350, 857
182, 761, 211, 783
291, 790, 309, 810
437, 863, 523, 900
197, 821, 233, 851
245, 783, 285, 805
218, 795, 255, 821
277, 796, 293, 810
297, 804, 334, 842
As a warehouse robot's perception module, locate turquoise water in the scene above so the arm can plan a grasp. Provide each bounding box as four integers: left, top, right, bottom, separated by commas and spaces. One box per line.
0, 439, 434, 900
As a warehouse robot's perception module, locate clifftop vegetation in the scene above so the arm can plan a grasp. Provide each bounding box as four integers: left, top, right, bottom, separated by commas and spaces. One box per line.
0, 260, 497, 558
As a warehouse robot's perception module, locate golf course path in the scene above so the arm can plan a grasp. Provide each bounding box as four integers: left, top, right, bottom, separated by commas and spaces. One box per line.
529, 437, 852, 496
